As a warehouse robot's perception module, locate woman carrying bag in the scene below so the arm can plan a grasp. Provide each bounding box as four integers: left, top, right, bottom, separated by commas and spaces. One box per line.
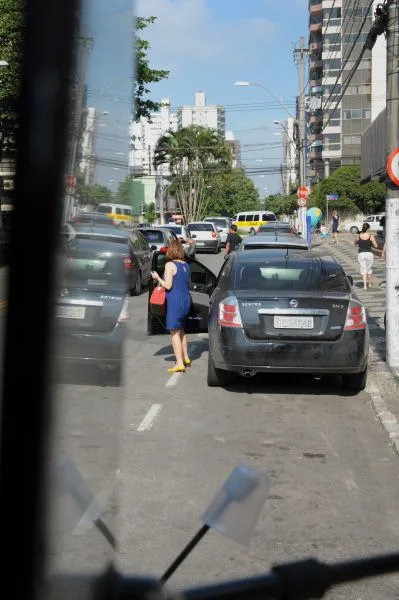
151, 240, 192, 373
355, 222, 378, 290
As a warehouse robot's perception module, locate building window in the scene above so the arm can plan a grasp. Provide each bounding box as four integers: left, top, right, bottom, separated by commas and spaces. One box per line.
343, 108, 371, 120
343, 135, 361, 146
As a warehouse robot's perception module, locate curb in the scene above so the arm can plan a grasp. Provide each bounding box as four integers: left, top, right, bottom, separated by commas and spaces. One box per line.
367, 375, 399, 456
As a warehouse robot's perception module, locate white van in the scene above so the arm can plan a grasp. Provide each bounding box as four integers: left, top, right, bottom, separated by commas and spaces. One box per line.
96, 203, 133, 227
232, 210, 277, 234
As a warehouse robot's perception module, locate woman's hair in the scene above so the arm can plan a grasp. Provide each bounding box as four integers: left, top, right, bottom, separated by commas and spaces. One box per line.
361, 222, 371, 233
166, 239, 185, 261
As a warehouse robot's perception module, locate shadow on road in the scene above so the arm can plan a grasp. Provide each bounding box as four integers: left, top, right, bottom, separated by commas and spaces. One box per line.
154, 339, 209, 363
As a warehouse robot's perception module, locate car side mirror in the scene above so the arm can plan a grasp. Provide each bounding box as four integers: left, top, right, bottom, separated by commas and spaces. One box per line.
347, 275, 354, 286
150, 245, 157, 251
218, 228, 223, 233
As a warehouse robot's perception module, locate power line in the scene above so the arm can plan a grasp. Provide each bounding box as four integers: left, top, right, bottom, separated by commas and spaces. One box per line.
322, 0, 374, 115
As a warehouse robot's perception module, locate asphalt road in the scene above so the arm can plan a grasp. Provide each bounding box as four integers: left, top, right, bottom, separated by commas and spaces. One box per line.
52, 252, 399, 598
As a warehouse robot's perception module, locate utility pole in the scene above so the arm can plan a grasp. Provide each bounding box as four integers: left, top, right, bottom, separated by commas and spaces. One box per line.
385, 0, 399, 373
294, 36, 309, 239
64, 26, 93, 222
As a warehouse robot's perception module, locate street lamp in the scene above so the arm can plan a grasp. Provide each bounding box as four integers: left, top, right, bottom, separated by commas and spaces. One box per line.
234, 81, 294, 119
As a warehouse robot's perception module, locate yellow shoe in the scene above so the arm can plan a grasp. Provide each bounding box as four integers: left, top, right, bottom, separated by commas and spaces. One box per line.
184, 358, 191, 366
167, 365, 186, 373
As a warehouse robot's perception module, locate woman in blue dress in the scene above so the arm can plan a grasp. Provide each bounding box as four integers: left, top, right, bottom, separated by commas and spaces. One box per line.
330, 210, 339, 243
151, 239, 192, 373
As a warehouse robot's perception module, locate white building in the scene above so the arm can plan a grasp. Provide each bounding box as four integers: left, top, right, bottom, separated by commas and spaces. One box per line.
129, 98, 177, 176
176, 91, 225, 135
80, 107, 99, 186
280, 118, 297, 195
225, 130, 241, 169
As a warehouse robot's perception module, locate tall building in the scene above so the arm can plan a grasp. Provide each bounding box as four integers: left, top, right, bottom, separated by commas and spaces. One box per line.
280, 118, 297, 195
176, 91, 226, 135
79, 107, 99, 185
129, 99, 178, 176
308, 0, 373, 181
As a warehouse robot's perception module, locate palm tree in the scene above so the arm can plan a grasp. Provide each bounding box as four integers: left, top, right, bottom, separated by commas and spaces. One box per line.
153, 125, 231, 223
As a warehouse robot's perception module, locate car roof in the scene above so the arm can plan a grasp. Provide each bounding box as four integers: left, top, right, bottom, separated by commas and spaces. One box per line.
235, 248, 339, 264
240, 234, 308, 250
71, 225, 130, 238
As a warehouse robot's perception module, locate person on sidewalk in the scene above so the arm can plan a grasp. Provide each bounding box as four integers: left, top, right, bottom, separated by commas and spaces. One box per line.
225, 224, 242, 257
355, 222, 378, 289
330, 211, 339, 243
320, 222, 327, 240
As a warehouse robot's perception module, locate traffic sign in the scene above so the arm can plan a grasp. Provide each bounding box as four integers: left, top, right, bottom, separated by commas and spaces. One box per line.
297, 186, 310, 199
387, 147, 399, 187
297, 197, 307, 207
326, 194, 339, 201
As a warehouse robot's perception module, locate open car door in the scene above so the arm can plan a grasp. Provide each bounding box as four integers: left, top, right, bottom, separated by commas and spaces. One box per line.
147, 251, 217, 335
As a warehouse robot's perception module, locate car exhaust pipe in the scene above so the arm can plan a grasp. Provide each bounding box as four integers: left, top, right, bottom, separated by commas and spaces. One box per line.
240, 369, 256, 378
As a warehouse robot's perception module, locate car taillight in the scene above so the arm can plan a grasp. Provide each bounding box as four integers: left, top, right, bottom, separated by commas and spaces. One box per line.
160, 246, 168, 253
344, 301, 367, 331
118, 298, 130, 322
212, 231, 216, 238
218, 296, 243, 328
124, 256, 132, 270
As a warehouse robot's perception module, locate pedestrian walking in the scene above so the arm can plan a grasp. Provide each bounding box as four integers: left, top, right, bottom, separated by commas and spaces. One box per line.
330, 210, 339, 243
225, 224, 242, 257
151, 239, 192, 373
355, 222, 378, 289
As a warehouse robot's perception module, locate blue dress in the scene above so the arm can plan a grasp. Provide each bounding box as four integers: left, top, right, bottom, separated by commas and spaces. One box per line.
332, 216, 339, 233
166, 261, 191, 331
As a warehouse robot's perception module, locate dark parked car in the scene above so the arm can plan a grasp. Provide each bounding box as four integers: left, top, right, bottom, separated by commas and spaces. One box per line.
64, 225, 153, 296
240, 234, 308, 251
72, 212, 117, 228
257, 222, 295, 235
56, 234, 130, 384
139, 227, 177, 252
206, 249, 368, 389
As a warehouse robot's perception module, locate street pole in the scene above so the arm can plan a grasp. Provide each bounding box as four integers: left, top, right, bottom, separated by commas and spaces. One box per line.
159, 165, 165, 225
294, 36, 309, 239
385, 0, 399, 373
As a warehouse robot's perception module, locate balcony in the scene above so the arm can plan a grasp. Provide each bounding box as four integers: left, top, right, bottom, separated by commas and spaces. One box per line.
309, 113, 322, 124
310, 78, 322, 88
310, 21, 322, 32
309, 0, 322, 13
310, 41, 322, 52
311, 85, 323, 95
310, 58, 322, 69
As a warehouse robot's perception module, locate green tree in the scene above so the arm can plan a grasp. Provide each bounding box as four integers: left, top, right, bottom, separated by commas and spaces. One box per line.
309, 165, 386, 215
76, 178, 112, 207
115, 177, 132, 205
145, 201, 156, 223
0, 0, 24, 160
264, 193, 297, 216
204, 169, 260, 217
154, 125, 232, 223
135, 16, 170, 121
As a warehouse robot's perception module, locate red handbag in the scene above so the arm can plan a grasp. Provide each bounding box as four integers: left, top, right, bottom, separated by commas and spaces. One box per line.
150, 285, 166, 316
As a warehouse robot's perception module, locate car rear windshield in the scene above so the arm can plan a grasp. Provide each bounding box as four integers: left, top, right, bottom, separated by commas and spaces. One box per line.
187, 223, 213, 231
74, 215, 114, 226
235, 260, 350, 292
259, 224, 290, 232
61, 239, 128, 288
205, 218, 228, 227
141, 230, 164, 243
160, 226, 182, 235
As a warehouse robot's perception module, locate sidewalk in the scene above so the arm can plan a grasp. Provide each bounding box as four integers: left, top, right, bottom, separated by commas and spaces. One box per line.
313, 233, 399, 454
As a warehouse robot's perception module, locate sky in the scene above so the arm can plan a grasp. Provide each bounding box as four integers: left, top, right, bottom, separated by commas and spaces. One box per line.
83, 0, 308, 196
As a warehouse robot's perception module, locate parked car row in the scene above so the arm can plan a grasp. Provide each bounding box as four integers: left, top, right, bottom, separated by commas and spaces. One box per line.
148, 233, 369, 392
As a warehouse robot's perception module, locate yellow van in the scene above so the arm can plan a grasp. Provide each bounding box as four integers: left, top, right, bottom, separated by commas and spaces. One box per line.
96, 203, 133, 227
233, 210, 277, 234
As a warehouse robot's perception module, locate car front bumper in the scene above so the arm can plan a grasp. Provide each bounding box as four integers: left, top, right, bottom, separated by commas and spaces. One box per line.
209, 326, 369, 374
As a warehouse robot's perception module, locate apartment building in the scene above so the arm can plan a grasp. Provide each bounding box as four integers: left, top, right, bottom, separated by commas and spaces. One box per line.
176, 91, 226, 135
308, 0, 373, 181
129, 99, 178, 176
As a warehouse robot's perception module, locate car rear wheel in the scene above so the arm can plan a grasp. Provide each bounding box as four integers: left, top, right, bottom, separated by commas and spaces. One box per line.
132, 271, 142, 296
207, 353, 231, 387
350, 226, 359, 234
342, 367, 367, 391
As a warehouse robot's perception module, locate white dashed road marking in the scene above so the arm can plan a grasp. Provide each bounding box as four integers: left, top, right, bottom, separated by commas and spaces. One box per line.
137, 403, 163, 431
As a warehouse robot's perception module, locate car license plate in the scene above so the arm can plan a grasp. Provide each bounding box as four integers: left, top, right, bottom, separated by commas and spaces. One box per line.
196, 242, 205, 246
88, 279, 108, 286
274, 316, 313, 329
56, 305, 86, 319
